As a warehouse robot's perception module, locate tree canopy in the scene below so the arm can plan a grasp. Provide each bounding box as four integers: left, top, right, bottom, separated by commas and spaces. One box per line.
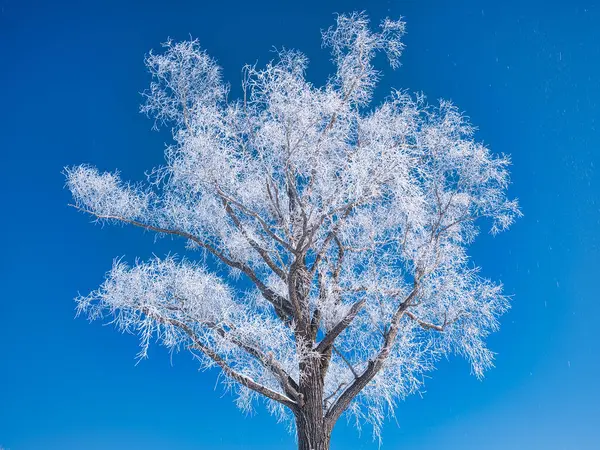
66, 12, 520, 442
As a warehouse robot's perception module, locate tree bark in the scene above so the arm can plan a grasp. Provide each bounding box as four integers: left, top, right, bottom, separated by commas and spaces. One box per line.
296, 411, 331, 450
295, 345, 331, 450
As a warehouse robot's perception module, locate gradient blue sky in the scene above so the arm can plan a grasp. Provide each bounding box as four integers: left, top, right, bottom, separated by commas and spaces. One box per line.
1, 0, 599, 449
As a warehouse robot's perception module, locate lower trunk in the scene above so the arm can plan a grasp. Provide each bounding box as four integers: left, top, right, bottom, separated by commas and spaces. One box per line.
296, 414, 331, 450
294, 307, 337, 450
296, 353, 331, 450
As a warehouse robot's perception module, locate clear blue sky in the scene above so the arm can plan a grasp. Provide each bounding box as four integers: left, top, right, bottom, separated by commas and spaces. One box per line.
1, 0, 598, 448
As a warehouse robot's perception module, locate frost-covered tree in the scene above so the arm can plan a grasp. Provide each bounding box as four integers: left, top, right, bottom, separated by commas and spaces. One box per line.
66, 12, 520, 450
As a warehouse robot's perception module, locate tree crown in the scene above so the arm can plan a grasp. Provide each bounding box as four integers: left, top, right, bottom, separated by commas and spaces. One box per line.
66, 12, 520, 440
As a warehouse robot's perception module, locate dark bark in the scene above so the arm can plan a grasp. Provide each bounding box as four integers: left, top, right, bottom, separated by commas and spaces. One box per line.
295, 369, 331, 450
296, 414, 331, 450
295, 335, 331, 450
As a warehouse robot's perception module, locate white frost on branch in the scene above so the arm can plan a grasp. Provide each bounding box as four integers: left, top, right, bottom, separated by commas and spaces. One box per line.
65, 166, 149, 220
67, 12, 521, 441
77, 256, 297, 421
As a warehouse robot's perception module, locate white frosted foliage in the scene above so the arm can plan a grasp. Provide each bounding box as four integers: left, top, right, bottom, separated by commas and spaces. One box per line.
67, 12, 520, 441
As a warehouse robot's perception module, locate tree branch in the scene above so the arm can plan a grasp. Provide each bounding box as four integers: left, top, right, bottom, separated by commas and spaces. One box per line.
331, 234, 345, 282
70, 205, 295, 321
216, 186, 296, 254
141, 307, 298, 410
325, 283, 420, 425
404, 311, 462, 332
227, 336, 300, 401
265, 177, 289, 238
332, 345, 359, 379
199, 318, 301, 400
315, 298, 366, 354
309, 204, 356, 274
309, 270, 327, 342
324, 382, 347, 408
218, 195, 288, 280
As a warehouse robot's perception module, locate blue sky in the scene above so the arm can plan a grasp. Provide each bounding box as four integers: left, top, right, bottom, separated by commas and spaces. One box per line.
1, 0, 599, 449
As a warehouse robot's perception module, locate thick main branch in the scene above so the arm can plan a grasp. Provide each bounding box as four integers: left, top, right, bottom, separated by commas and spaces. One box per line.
325, 284, 420, 425
71, 206, 295, 321
142, 307, 297, 410
315, 298, 366, 354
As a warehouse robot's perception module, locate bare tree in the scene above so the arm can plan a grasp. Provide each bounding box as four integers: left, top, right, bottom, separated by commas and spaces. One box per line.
66, 12, 520, 449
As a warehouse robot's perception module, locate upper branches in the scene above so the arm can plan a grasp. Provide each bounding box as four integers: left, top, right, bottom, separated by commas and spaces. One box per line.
141, 39, 227, 132
323, 12, 406, 105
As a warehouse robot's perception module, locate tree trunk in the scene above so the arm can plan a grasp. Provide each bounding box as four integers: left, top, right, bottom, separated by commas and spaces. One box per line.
296, 413, 331, 450
296, 352, 331, 450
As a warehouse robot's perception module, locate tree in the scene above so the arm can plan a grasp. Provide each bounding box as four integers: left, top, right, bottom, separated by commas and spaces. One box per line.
66, 12, 520, 450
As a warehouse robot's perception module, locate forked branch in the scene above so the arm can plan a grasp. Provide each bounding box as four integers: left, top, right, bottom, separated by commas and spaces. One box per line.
141, 307, 298, 410
70, 205, 295, 321
325, 283, 421, 424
